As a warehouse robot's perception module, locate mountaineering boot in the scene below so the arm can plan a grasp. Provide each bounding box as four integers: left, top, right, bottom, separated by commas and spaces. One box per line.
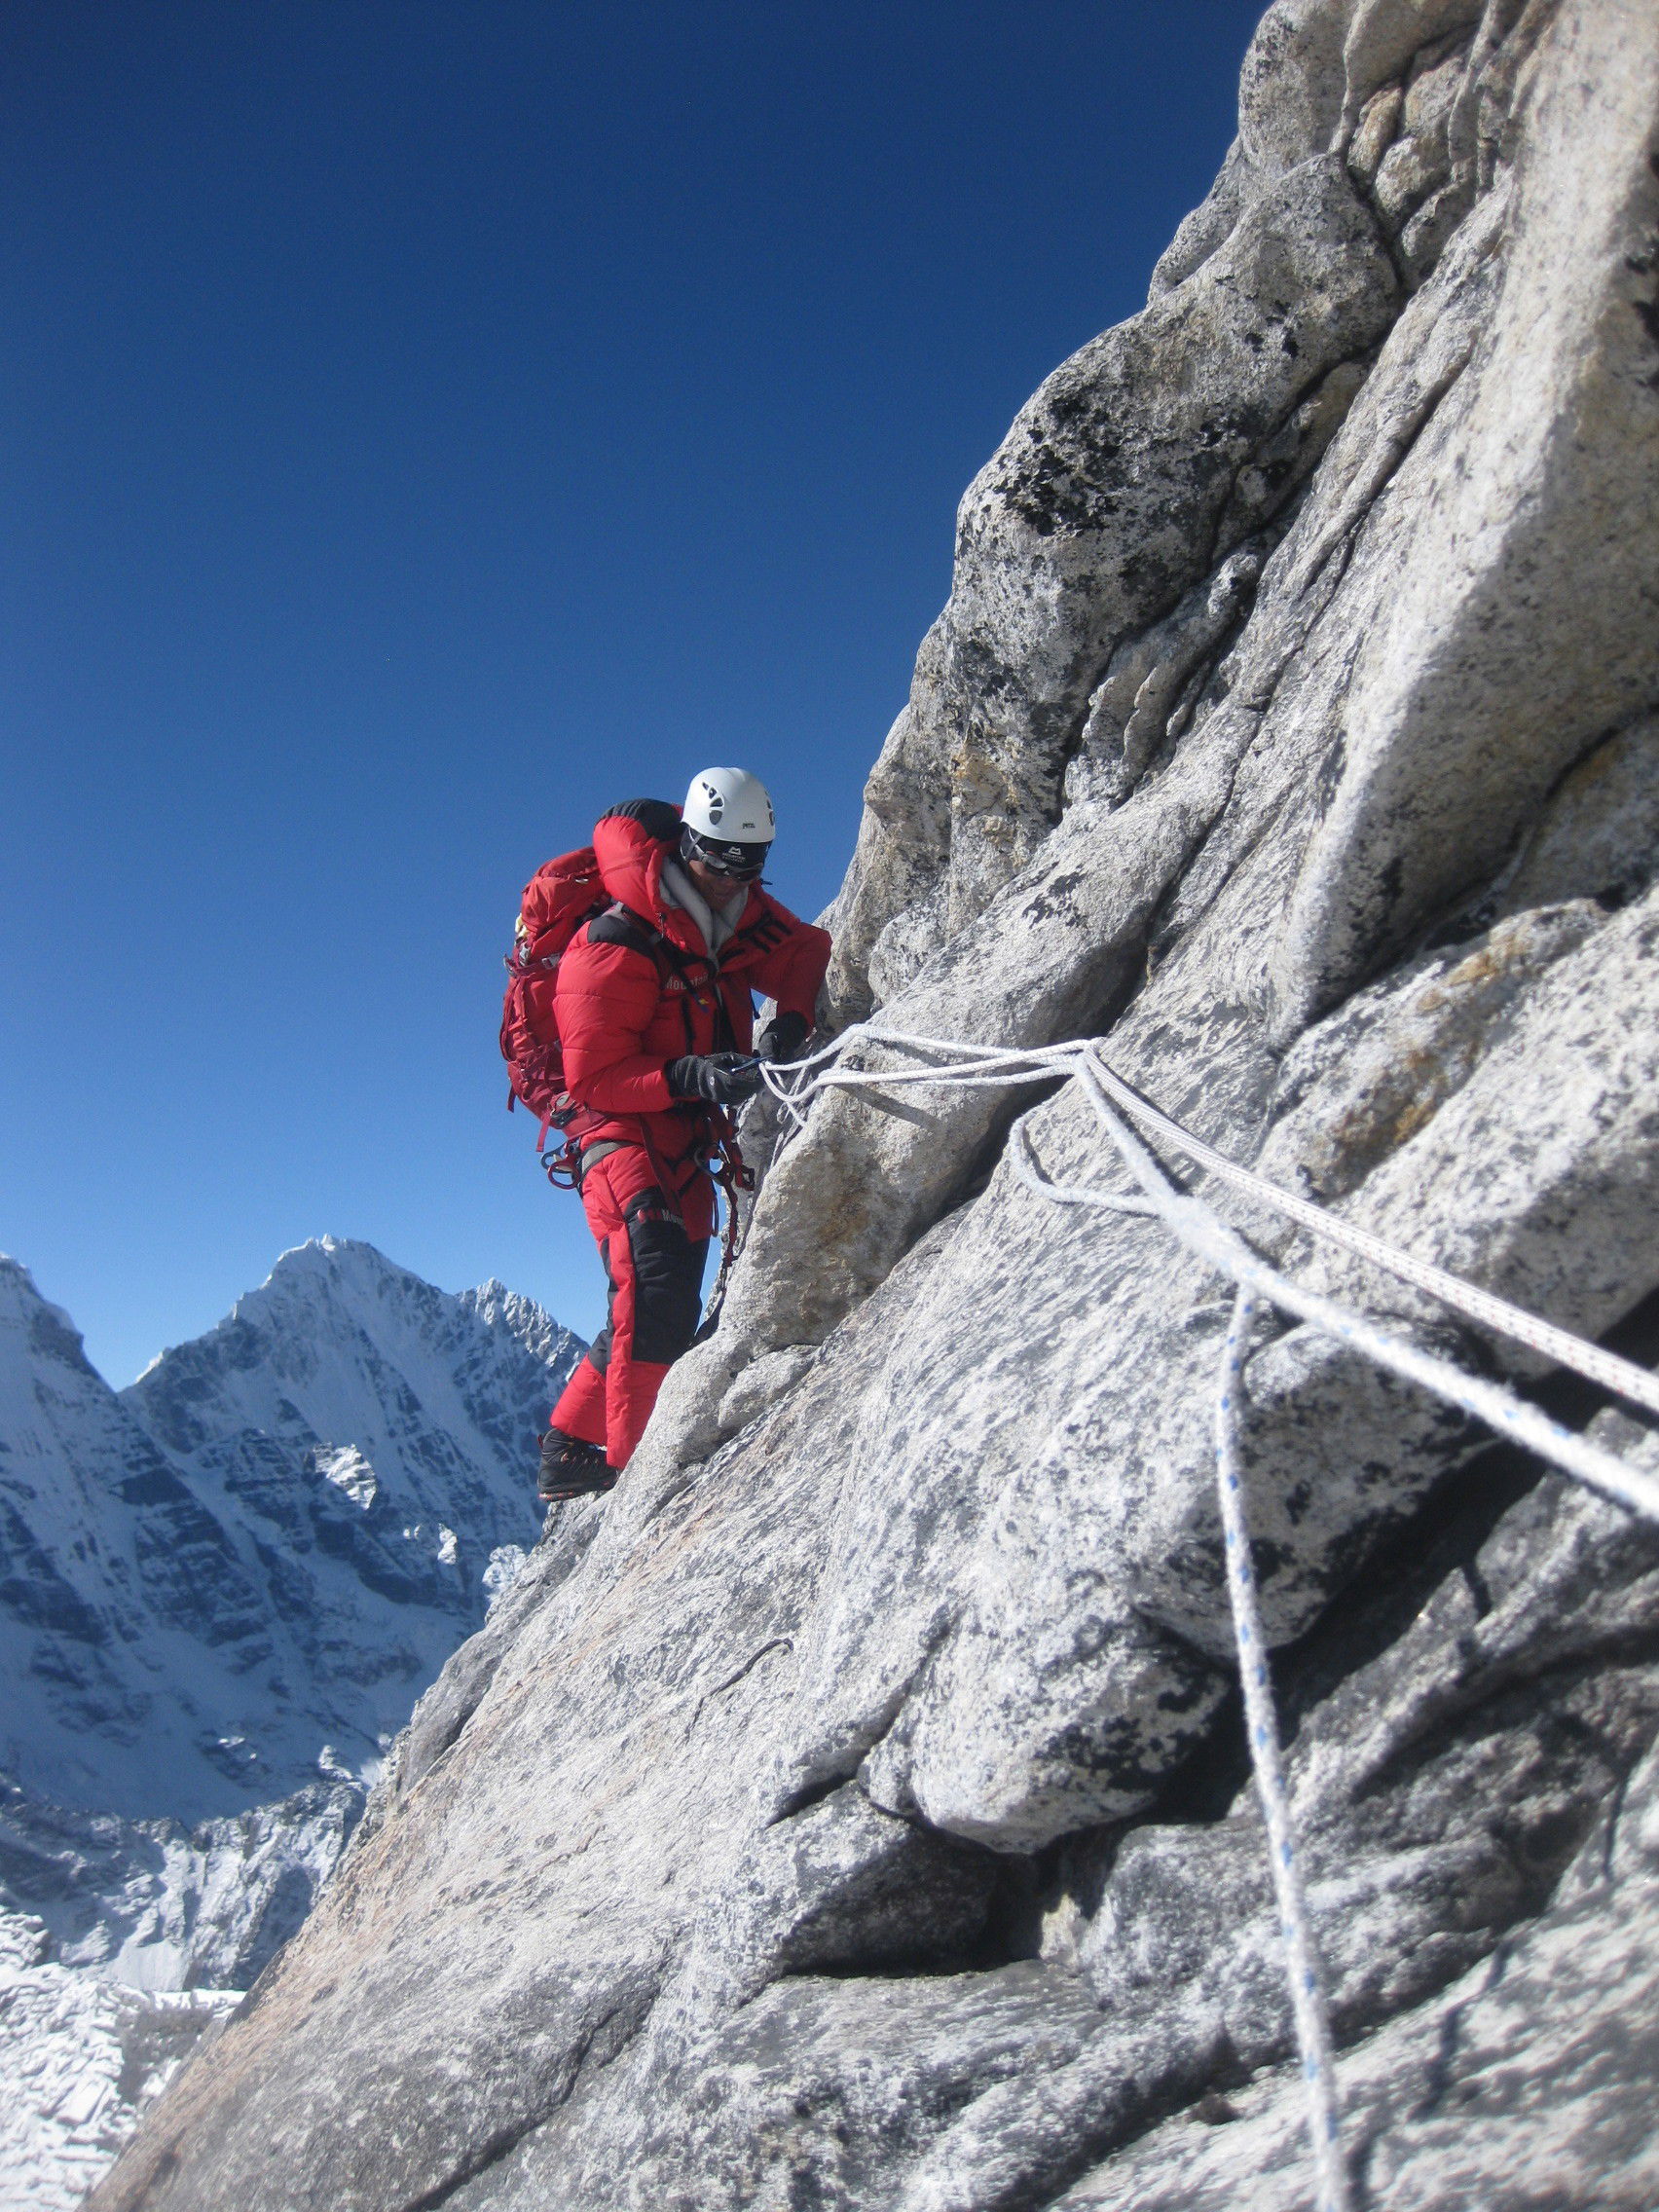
537, 1429, 616, 1502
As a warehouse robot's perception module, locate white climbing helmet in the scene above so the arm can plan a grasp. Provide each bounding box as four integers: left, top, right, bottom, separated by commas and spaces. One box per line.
683, 767, 775, 844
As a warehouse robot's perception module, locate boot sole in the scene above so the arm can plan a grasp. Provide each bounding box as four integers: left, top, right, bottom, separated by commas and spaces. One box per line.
538, 1476, 619, 1502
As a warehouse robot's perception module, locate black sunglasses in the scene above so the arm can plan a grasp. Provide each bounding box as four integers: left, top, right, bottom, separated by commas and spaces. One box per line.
682, 830, 769, 880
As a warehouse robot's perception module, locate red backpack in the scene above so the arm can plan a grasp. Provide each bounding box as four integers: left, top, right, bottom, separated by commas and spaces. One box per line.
498, 848, 609, 1146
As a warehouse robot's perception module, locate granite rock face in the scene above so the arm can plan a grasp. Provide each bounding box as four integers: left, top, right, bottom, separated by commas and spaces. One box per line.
97, 3, 1659, 2207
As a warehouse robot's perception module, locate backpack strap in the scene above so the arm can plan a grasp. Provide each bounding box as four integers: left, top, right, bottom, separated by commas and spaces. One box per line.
584, 903, 708, 1053
585, 902, 672, 965
727, 904, 792, 957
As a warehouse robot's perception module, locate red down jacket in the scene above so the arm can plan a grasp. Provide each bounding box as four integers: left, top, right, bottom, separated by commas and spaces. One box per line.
555, 803, 832, 1165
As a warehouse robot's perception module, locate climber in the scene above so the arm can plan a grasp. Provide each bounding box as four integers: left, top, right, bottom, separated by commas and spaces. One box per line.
537, 770, 831, 1500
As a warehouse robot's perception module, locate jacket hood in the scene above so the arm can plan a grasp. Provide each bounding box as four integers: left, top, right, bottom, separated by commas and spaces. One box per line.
588, 801, 792, 970
592, 810, 675, 922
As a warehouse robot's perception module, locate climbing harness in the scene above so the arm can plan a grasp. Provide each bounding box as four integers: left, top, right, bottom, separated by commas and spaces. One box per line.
756, 1022, 1659, 2212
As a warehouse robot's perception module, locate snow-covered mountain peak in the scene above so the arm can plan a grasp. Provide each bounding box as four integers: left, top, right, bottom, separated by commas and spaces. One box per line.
0, 1254, 95, 1378
1, 1250, 55, 1312
0, 1245, 581, 1825
125, 1237, 578, 1524
257, 1233, 415, 1300
0, 1240, 581, 2205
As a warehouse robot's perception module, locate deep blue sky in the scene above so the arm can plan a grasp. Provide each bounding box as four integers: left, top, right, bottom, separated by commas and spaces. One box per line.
1, 0, 1263, 1385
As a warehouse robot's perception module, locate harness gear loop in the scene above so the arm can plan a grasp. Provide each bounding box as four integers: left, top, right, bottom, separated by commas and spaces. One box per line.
539, 1133, 582, 1190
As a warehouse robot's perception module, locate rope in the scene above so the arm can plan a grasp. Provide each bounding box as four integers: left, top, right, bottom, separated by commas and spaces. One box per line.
773, 1025, 1659, 1419
758, 1023, 1659, 2204
1216, 1287, 1351, 2212
1061, 1051, 1659, 1523
1085, 1051, 1659, 1421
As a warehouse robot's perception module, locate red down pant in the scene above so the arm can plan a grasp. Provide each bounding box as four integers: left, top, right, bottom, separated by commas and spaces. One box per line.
549, 1143, 715, 1469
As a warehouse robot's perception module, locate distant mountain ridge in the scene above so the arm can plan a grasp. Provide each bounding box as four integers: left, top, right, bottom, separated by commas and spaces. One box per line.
0, 1238, 580, 1825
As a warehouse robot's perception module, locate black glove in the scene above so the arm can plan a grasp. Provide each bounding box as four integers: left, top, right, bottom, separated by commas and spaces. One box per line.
665, 1052, 762, 1107
756, 1011, 811, 1065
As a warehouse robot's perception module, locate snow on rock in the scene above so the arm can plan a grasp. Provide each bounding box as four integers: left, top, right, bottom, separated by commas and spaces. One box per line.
0, 1779, 351, 2212
89, 4, 1659, 2208
0, 1913, 238, 2212
482, 1544, 529, 1608
0, 1773, 361, 1994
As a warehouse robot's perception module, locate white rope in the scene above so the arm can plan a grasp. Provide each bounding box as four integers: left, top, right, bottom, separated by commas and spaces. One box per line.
1084, 1051, 1659, 1421
765, 1033, 1659, 1513
758, 1023, 1659, 2203
768, 1026, 1659, 1419
1216, 1287, 1351, 2212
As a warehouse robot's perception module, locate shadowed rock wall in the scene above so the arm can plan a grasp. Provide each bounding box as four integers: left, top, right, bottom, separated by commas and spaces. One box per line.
93, 2, 1659, 2205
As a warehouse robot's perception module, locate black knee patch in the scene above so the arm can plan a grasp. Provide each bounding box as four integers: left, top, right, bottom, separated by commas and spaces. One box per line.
624, 1194, 710, 1366
586, 1240, 622, 1374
